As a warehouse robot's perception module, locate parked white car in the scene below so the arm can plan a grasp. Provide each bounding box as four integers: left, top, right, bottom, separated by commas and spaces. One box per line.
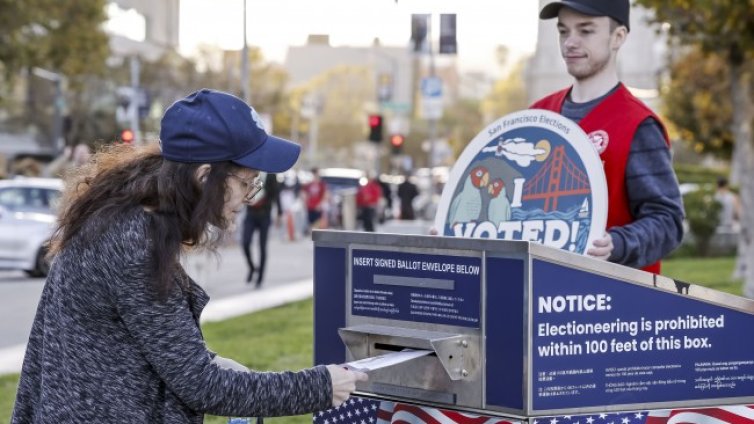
0, 178, 63, 277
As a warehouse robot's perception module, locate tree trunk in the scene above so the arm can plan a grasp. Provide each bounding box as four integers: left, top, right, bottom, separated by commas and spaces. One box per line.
730, 60, 754, 297
730, 120, 744, 186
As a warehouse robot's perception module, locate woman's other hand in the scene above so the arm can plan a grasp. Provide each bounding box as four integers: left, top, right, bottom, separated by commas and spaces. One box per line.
326, 365, 368, 407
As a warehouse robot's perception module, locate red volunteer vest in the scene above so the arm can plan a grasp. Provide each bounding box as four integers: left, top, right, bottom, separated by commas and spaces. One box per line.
531, 84, 669, 274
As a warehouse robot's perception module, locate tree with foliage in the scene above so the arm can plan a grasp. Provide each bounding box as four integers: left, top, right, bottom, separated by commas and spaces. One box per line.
396, 97, 485, 169
440, 98, 485, 161
0, 0, 110, 150
683, 187, 722, 256
636, 0, 754, 290
0, 0, 109, 85
137, 46, 290, 136
244, 49, 291, 138
289, 65, 375, 165
663, 47, 735, 158
480, 58, 529, 124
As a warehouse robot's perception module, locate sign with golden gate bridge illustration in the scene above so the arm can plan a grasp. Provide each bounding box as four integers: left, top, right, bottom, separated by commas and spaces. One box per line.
435, 109, 607, 254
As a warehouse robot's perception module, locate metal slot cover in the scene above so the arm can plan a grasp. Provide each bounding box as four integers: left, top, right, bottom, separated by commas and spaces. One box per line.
339, 324, 479, 381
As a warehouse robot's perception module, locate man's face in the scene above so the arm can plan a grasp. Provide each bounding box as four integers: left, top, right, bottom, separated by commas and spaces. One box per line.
557, 8, 622, 81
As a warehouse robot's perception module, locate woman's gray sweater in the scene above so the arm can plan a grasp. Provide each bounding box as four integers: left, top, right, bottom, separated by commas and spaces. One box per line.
12, 207, 332, 423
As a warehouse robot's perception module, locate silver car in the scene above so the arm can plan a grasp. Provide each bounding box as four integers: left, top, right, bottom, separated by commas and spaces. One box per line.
0, 177, 63, 277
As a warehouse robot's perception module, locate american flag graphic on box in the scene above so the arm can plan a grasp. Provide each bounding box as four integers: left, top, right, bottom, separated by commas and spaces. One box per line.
313, 398, 519, 424
314, 399, 754, 424
534, 405, 754, 424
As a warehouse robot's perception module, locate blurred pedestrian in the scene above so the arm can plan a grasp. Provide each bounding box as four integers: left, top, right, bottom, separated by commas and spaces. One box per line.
714, 177, 741, 233
43, 143, 91, 179
279, 170, 302, 241
378, 177, 393, 222
302, 167, 328, 232
716, 177, 751, 292
397, 172, 419, 220
241, 172, 281, 287
12, 89, 366, 423
356, 173, 382, 232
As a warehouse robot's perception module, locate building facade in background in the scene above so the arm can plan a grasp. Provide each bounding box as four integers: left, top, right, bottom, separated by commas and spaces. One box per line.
107, 0, 180, 59
285, 35, 415, 109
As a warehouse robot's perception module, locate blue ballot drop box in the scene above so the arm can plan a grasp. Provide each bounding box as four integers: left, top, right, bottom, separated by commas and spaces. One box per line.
313, 231, 754, 420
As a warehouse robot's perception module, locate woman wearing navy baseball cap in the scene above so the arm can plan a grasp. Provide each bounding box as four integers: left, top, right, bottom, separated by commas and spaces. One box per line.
12, 89, 367, 423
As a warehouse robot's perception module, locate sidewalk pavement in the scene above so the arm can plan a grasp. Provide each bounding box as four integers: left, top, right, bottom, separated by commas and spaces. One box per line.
201, 278, 313, 323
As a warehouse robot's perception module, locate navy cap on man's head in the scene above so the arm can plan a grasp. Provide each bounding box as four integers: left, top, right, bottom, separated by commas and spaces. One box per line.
539, 0, 630, 31
159, 89, 301, 173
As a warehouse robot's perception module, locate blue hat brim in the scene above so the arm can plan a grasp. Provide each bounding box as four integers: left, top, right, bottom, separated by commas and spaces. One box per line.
232, 134, 301, 173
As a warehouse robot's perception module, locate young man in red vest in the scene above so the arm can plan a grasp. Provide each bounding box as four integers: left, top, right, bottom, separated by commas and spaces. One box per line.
531, 0, 684, 273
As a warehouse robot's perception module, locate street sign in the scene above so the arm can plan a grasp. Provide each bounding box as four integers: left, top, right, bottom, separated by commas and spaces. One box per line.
381, 101, 411, 113
421, 76, 442, 97
377, 73, 393, 102
420, 76, 443, 120
300, 94, 323, 119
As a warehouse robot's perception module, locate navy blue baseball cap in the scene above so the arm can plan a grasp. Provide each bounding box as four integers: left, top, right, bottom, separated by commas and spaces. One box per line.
159, 89, 301, 173
539, 0, 630, 31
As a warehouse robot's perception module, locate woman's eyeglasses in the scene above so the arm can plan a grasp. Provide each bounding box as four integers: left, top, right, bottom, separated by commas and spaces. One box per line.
227, 173, 264, 202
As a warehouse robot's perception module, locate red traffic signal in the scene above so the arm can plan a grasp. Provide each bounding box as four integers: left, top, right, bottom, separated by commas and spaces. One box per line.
120, 129, 135, 144
390, 134, 405, 154
368, 114, 383, 142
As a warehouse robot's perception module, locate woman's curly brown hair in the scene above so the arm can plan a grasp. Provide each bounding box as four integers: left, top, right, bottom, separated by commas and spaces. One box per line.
49, 142, 244, 297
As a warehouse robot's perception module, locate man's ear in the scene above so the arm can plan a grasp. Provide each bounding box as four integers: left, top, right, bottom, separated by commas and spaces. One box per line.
611, 26, 628, 51
195, 164, 212, 184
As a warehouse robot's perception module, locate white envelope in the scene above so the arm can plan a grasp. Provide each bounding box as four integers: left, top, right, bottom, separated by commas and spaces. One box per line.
343, 349, 433, 372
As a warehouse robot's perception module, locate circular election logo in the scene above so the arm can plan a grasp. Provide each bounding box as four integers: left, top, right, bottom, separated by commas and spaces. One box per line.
434, 109, 608, 254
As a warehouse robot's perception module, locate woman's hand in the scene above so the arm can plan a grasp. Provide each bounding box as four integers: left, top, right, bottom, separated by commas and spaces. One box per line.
326, 365, 369, 407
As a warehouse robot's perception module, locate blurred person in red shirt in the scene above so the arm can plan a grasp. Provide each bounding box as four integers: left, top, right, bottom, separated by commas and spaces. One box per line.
302, 167, 328, 232
356, 174, 383, 232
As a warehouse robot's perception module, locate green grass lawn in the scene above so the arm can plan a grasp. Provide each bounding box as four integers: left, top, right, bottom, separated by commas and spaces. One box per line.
662, 256, 742, 295
0, 256, 744, 422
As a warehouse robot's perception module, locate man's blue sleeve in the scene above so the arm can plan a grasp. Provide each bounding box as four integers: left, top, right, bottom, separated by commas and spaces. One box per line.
607, 118, 686, 268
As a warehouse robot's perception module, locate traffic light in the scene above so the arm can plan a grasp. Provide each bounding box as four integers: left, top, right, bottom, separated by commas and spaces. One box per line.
411, 14, 429, 52
119, 129, 135, 144
368, 114, 383, 143
439, 14, 458, 54
390, 134, 405, 154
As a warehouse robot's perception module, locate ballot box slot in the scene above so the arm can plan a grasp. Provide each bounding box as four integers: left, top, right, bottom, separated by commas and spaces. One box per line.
373, 342, 438, 357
